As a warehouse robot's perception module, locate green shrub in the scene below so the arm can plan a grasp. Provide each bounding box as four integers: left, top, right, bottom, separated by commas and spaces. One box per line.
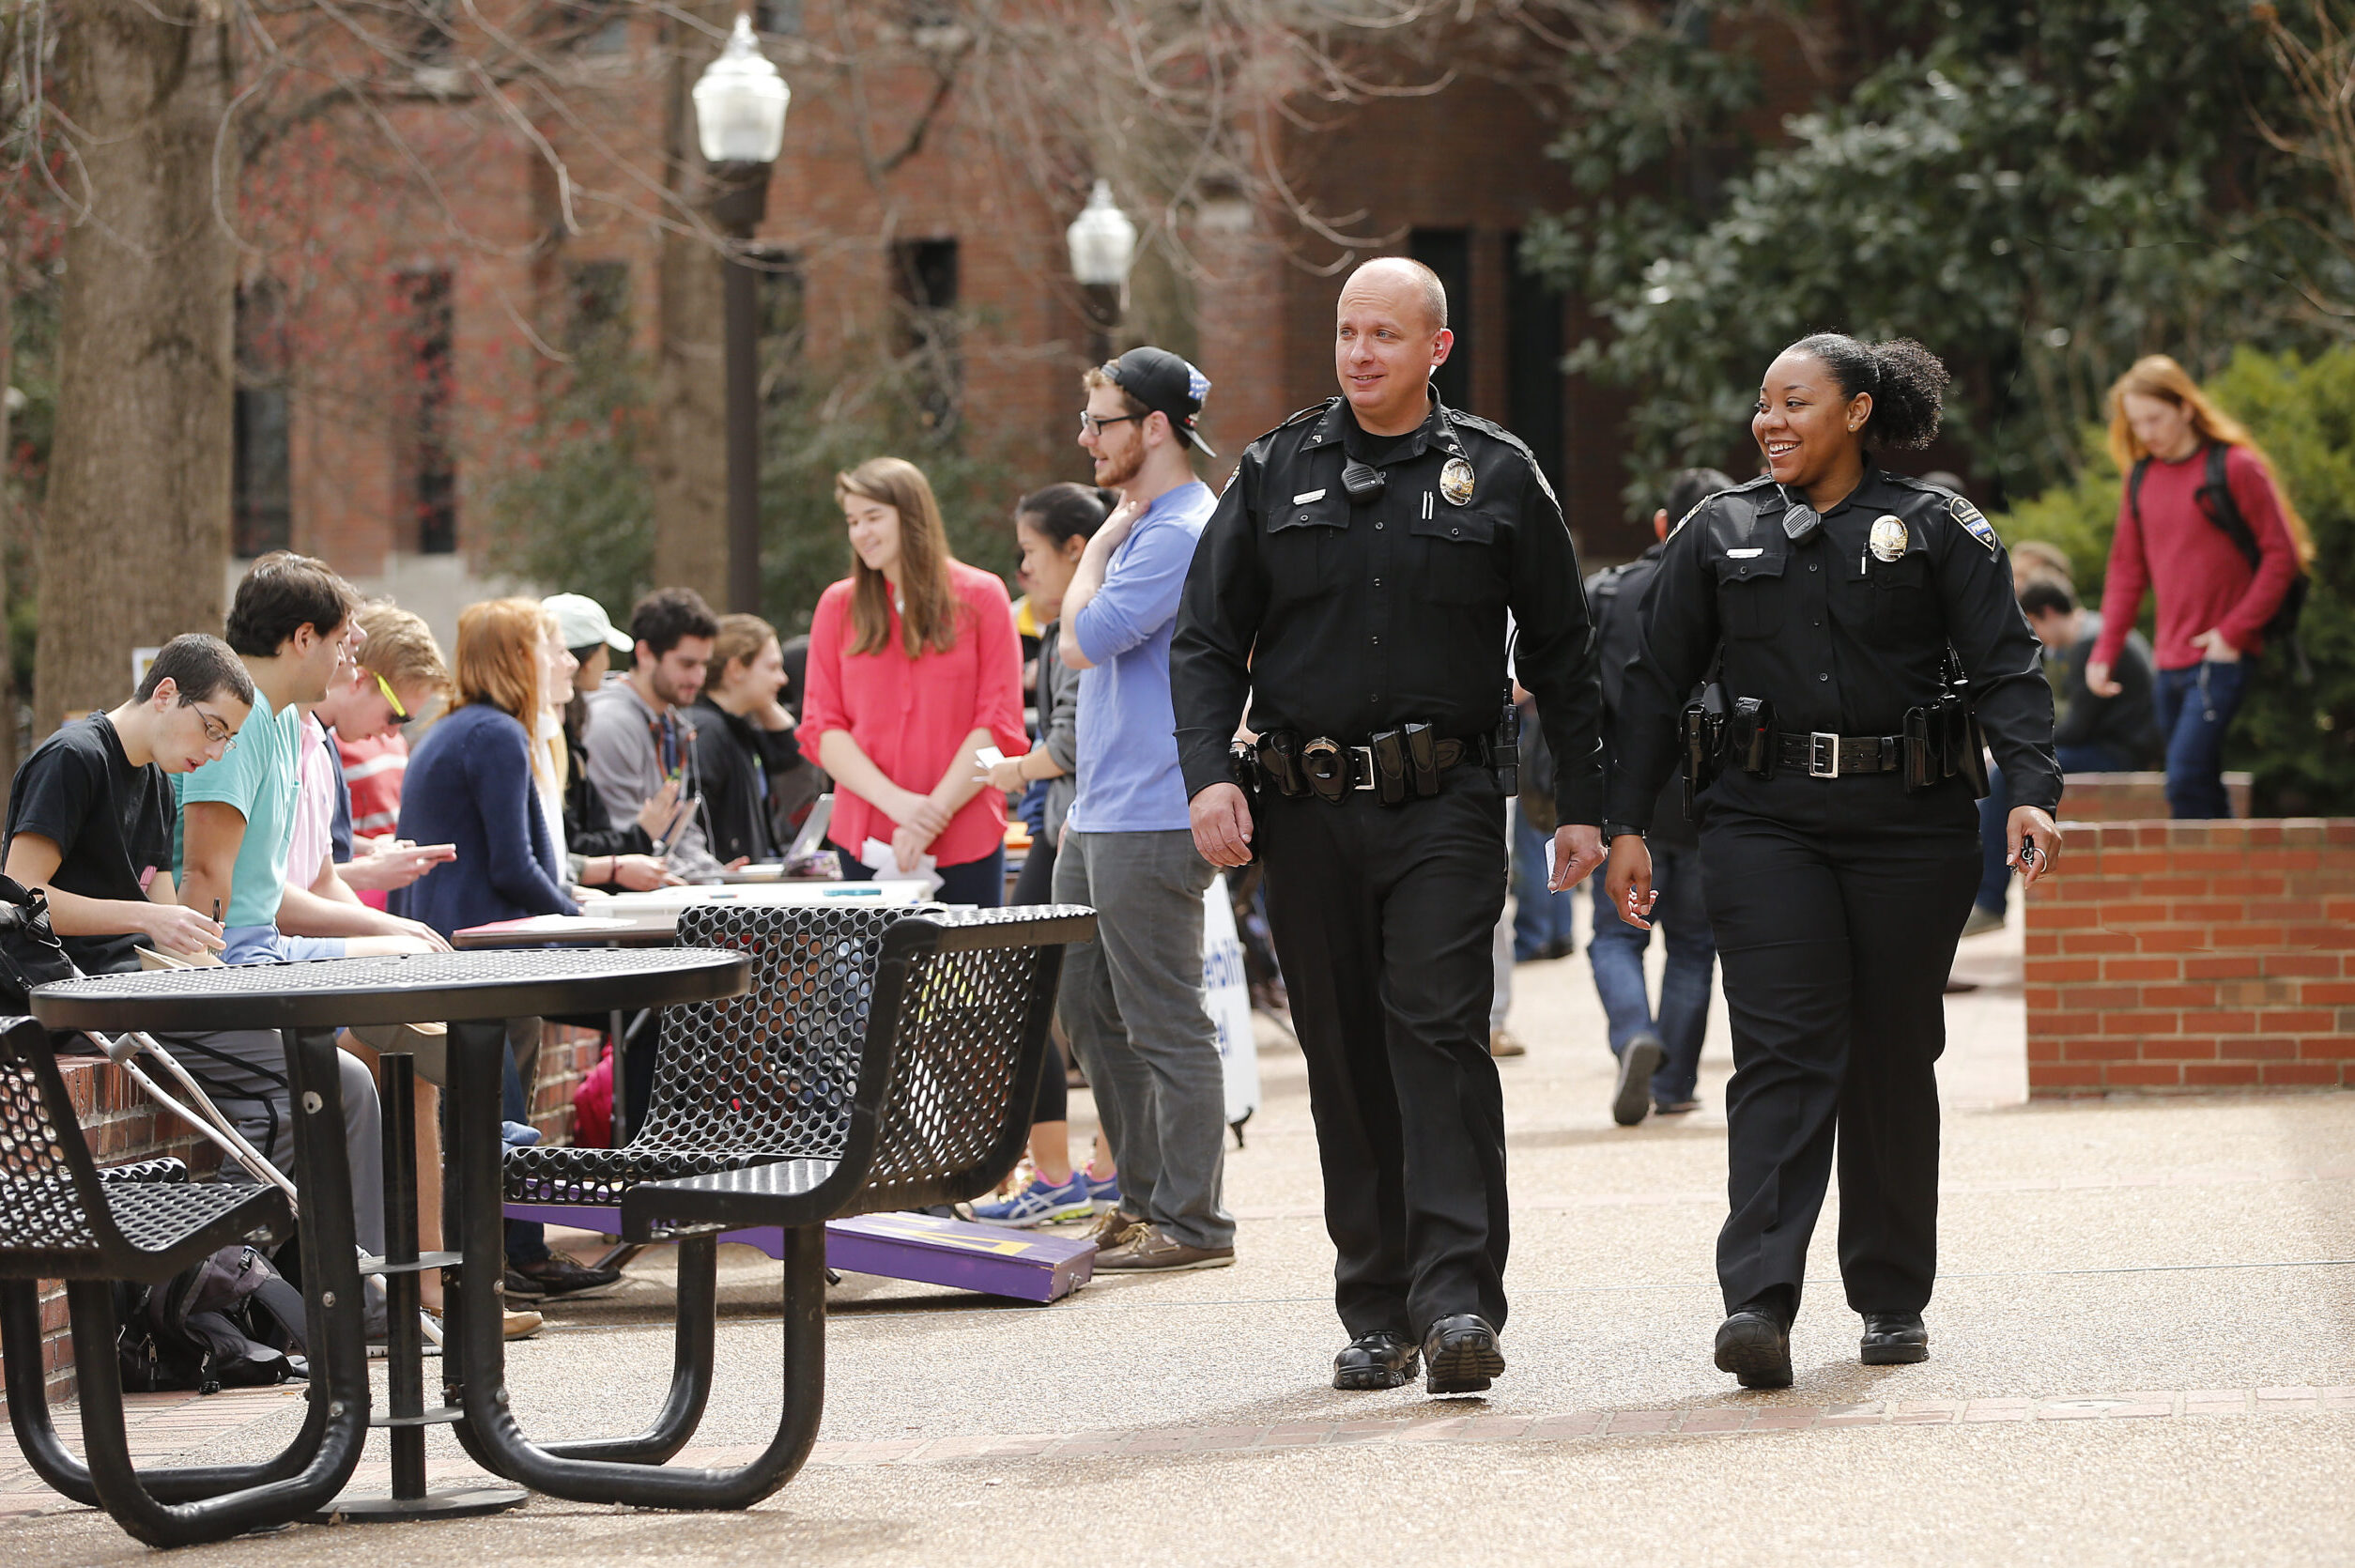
1993, 345, 2355, 814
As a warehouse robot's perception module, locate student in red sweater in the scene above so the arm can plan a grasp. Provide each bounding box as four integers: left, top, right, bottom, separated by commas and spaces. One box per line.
2089, 356, 2312, 819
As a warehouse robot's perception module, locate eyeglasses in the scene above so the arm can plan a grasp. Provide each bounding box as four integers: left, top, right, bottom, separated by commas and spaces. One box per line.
1078, 411, 1143, 438
192, 705, 238, 751
375, 670, 410, 723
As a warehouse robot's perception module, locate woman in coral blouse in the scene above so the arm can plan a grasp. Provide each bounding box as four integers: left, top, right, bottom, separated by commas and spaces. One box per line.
801, 456, 1029, 906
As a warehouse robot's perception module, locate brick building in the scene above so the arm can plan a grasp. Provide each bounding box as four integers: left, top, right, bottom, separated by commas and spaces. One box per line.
235, 7, 1840, 644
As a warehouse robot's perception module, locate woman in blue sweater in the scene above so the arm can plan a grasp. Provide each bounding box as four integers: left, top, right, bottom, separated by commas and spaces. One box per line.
396, 598, 580, 937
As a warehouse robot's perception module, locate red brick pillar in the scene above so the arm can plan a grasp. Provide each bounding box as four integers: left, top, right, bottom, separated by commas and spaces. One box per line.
2025, 820, 2355, 1096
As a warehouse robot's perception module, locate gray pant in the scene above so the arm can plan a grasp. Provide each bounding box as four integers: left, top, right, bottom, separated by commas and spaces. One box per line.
1052, 828, 1232, 1251
157, 1029, 386, 1259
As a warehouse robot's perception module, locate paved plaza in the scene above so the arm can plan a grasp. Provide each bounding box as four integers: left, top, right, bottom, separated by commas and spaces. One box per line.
4, 907, 2351, 1565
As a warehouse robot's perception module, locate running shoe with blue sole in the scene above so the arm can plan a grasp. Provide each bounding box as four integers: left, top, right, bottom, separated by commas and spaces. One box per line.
969, 1174, 1095, 1229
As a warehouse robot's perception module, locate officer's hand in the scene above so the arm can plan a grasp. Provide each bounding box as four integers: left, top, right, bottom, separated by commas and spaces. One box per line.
2084, 658, 2122, 699
1603, 835, 1657, 930
1190, 784, 1254, 869
2007, 806, 2060, 889
1548, 823, 1605, 891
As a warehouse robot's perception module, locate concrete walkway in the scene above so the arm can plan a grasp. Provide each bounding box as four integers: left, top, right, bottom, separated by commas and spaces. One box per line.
5, 903, 2350, 1564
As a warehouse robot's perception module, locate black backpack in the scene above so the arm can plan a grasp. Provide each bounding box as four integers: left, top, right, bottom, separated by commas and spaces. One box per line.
115, 1242, 309, 1395
2128, 444, 2311, 680
0, 874, 79, 1014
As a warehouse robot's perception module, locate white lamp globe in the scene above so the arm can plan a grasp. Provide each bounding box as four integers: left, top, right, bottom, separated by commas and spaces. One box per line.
1066, 180, 1137, 287
693, 16, 791, 165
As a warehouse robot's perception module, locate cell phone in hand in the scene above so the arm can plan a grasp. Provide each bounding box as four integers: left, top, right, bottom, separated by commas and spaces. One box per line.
976, 746, 1007, 769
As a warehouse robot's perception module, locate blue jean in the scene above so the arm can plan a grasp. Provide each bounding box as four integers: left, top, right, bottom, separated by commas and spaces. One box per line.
1588, 840, 1716, 1104
1511, 805, 1575, 959
2153, 660, 2247, 819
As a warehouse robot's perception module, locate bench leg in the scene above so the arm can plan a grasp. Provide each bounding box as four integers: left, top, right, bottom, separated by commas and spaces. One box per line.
455, 1220, 826, 1510
536, 1231, 718, 1464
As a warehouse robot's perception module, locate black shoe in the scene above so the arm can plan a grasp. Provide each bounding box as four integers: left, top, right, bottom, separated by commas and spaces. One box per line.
510, 1254, 624, 1299
1860, 1311, 1929, 1365
1422, 1314, 1505, 1395
1542, 938, 1575, 961
501, 1268, 548, 1302
1612, 1035, 1665, 1127
1332, 1330, 1420, 1391
1715, 1305, 1793, 1390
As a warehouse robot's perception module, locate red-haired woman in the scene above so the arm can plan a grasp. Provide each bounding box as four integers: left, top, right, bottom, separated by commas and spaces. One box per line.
2090, 356, 2313, 818
801, 457, 1029, 905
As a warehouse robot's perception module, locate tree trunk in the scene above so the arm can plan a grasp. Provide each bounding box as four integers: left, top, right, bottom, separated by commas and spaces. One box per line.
37, 0, 237, 735
0, 248, 19, 807
648, 8, 731, 610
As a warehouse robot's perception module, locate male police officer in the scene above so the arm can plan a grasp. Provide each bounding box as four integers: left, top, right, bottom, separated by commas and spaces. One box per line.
1172, 257, 1606, 1396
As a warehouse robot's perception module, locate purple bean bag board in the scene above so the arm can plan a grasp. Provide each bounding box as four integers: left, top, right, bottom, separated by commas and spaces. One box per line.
503, 1204, 1097, 1304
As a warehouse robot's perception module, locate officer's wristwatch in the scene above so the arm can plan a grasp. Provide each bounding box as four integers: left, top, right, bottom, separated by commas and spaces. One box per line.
1601, 822, 1647, 842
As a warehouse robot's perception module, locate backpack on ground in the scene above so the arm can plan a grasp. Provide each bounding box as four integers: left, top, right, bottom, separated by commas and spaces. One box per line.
115, 1241, 308, 1395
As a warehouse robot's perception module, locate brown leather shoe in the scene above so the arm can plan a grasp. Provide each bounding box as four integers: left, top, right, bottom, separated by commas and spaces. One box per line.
1489, 1027, 1527, 1058
1086, 1207, 1145, 1248
1093, 1223, 1235, 1272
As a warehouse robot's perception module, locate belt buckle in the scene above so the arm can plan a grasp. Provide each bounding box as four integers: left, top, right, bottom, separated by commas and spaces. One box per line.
1350, 746, 1377, 791
1808, 731, 1840, 778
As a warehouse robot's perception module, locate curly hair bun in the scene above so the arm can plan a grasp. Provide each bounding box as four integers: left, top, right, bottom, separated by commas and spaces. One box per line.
1784, 332, 1949, 452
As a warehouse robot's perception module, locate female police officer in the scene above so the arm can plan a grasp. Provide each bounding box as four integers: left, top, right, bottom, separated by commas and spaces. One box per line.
1602, 333, 2060, 1390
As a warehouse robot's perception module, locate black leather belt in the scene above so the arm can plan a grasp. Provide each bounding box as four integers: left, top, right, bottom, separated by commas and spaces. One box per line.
1309, 737, 1480, 792
1771, 730, 1906, 779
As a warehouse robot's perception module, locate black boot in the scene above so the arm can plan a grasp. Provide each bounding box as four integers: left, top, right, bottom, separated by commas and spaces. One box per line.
1860, 1311, 1929, 1365
1332, 1330, 1420, 1391
1421, 1314, 1505, 1395
1715, 1293, 1793, 1390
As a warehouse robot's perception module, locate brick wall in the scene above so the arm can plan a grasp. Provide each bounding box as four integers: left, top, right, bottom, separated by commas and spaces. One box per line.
2059, 773, 2254, 823
2025, 820, 2355, 1096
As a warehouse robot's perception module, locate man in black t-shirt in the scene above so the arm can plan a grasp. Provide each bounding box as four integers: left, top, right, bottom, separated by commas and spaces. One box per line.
5, 635, 254, 970
4, 633, 392, 1283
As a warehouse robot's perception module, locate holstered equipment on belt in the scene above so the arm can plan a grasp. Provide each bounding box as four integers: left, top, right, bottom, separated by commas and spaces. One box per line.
1259, 730, 1304, 799
1228, 739, 1264, 797
1493, 693, 1520, 797
1368, 730, 1410, 806
1730, 697, 1776, 778
1403, 722, 1442, 798
1902, 706, 1937, 792
1941, 649, 1993, 799
1681, 697, 1725, 820
1300, 737, 1347, 803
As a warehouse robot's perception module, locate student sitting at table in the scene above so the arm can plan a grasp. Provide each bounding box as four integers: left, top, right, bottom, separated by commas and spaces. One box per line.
395, 598, 581, 937
690, 613, 807, 867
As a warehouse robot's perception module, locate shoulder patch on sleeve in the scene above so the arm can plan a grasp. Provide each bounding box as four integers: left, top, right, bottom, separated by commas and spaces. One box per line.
1949, 496, 2000, 554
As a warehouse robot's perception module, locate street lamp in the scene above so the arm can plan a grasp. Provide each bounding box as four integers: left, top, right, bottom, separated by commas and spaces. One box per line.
1066, 179, 1136, 365
693, 14, 791, 616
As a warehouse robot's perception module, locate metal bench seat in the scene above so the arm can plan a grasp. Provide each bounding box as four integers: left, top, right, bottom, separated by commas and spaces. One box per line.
0, 1016, 371, 1546
458, 900, 1095, 1513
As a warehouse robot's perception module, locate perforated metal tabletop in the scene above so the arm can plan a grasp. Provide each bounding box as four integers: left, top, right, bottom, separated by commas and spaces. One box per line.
28, 946, 749, 1033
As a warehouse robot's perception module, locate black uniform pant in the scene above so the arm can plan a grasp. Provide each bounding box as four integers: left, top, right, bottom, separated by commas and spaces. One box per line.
1255, 769, 1510, 1340
1701, 775, 1980, 1318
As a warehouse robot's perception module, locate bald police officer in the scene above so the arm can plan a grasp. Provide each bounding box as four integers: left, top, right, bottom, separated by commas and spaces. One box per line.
1172, 257, 1607, 1396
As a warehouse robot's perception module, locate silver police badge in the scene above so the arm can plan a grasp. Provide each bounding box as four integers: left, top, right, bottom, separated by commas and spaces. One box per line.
1439, 457, 1475, 506
1869, 515, 1910, 562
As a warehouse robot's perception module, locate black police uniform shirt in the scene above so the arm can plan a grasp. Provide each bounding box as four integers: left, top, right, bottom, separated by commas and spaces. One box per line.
1173, 394, 1605, 825
1608, 466, 2060, 829
3, 714, 175, 975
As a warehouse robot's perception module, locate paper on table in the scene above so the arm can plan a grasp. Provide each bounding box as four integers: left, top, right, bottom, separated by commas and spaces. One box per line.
861, 837, 944, 897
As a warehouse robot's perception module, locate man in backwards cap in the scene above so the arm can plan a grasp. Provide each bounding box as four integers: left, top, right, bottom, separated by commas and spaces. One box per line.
1054, 346, 1238, 1273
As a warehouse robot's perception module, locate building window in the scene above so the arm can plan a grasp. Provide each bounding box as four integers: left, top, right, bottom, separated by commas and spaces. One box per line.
892, 238, 960, 440
563, 258, 631, 358
232, 279, 291, 560
756, 0, 803, 36
1506, 233, 1565, 498
396, 270, 457, 556
1409, 228, 1472, 414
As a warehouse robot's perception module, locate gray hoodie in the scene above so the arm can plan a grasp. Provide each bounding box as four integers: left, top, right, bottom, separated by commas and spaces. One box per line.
580, 680, 726, 883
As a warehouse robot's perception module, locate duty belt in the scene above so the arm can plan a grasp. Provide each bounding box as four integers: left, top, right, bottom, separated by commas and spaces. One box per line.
1771, 730, 1907, 779
1242, 726, 1486, 806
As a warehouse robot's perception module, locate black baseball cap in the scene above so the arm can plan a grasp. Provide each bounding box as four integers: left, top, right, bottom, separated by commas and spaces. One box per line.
1103, 346, 1216, 457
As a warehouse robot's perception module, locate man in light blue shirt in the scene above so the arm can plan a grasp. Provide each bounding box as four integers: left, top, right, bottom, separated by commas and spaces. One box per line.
1054, 346, 1232, 1272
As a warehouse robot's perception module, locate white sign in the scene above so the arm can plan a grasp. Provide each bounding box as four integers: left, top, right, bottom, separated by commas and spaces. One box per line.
1202, 874, 1260, 1130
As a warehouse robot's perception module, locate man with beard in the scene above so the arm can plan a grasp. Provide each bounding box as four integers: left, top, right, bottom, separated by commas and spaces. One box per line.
582, 587, 730, 884
1172, 258, 1606, 1393
1054, 346, 1236, 1272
